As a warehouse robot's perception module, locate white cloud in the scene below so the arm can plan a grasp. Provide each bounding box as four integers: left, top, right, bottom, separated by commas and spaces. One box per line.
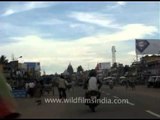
2, 9, 15, 16
106, 1, 127, 10
2, 2, 55, 16
0, 24, 158, 74
105, 24, 158, 41
69, 12, 119, 28
117, 1, 127, 6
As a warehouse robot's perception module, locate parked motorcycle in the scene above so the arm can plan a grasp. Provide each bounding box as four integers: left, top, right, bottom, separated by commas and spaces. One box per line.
85, 90, 101, 112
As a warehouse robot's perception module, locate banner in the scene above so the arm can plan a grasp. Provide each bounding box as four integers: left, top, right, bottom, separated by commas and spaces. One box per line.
136, 39, 160, 55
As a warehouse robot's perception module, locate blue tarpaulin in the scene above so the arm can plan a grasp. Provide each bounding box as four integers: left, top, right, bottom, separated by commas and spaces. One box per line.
12, 89, 26, 98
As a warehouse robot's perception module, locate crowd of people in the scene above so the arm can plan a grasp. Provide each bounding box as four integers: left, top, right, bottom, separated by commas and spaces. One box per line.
1, 69, 105, 118
24, 74, 75, 105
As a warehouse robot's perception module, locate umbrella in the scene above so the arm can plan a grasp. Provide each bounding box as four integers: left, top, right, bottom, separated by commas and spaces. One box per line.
120, 76, 126, 79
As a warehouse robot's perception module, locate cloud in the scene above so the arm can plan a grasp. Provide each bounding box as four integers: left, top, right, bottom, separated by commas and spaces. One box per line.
0, 24, 158, 74
117, 1, 127, 6
77, 24, 158, 44
69, 12, 119, 28
2, 2, 55, 16
106, 1, 127, 10
105, 24, 158, 41
2, 9, 15, 16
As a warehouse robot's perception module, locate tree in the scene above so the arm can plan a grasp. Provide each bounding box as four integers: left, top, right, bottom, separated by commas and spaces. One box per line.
67, 63, 74, 75
0, 55, 8, 64
77, 65, 84, 73
112, 63, 117, 68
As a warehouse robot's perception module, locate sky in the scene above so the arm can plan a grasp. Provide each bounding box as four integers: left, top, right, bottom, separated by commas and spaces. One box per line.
0, 1, 160, 74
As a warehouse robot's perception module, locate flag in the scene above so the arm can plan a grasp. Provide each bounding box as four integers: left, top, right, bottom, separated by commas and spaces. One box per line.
136, 39, 160, 55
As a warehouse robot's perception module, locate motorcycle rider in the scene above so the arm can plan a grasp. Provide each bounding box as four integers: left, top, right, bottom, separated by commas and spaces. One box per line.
84, 69, 102, 112
84, 69, 102, 91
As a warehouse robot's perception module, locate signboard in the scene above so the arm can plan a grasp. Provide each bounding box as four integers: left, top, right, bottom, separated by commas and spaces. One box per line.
96, 62, 111, 70
136, 39, 160, 55
12, 89, 26, 98
24, 62, 40, 71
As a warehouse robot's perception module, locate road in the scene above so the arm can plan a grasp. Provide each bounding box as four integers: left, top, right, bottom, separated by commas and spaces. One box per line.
15, 85, 160, 119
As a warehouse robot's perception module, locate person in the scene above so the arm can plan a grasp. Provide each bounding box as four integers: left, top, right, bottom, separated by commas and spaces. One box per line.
57, 74, 68, 99
66, 76, 72, 92
84, 69, 102, 98
33, 80, 43, 105
28, 81, 35, 98
84, 70, 102, 112
125, 79, 129, 89
25, 82, 29, 97
129, 79, 136, 90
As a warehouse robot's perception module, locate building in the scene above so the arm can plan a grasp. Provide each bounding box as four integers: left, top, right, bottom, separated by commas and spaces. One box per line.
24, 62, 41, 79
95, 62, 111, 79
96, 62, 111, 71
140, 55, 160, 76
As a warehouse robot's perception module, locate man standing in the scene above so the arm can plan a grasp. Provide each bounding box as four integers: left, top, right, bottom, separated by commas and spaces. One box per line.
57, 75, 68, 99
34, 80, 43, 105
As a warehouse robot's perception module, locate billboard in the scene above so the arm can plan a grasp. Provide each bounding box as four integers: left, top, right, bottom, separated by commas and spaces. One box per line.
96, 62, 111, 70
24, 62, 40, 71
136, 39, 160, 55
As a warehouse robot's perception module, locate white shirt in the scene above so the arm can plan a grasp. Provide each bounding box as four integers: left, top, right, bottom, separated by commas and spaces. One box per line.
29, 82, 35, 88
58, 78, 68, 89
88, 77, 98, 91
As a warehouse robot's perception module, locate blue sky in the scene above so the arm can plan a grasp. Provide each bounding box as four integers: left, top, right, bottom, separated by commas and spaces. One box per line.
0, 1, 159, 74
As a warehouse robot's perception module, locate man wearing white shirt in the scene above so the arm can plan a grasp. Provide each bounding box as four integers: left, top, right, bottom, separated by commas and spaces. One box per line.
88, 77, 98, 91
86, 70, 102, 91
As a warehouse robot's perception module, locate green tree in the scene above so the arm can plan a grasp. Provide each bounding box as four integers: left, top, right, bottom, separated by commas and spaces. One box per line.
77, 65, 84, 73
0, 55, 8, 64
112, 63, 117, 68
67, 63, 74, 75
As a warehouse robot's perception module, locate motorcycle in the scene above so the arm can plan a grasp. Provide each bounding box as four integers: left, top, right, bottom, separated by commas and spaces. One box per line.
85, 90, 101, 112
